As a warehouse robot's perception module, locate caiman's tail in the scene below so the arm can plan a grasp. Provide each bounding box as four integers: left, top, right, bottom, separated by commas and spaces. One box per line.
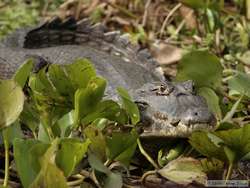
23, 17, 162, 73
1, 16, 164, 80
24, 17, 112, 48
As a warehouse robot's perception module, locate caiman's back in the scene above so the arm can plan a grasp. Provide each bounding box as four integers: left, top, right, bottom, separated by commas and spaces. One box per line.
0, 17, 163, 93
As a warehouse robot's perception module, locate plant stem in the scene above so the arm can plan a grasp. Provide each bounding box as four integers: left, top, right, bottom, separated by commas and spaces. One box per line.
2, 130, 9, 187
104, 159, 111, 167
67, 174, 84, 187
225, 163, 233, 181
222, 95, 243, 123
141, 170, 156, 184
137, 139, 159, 169
107, 2, 137, 19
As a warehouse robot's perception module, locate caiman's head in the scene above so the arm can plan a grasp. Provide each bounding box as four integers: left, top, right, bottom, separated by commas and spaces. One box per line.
132, 80, 216, 138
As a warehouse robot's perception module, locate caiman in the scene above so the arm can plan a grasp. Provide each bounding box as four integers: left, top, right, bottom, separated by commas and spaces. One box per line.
0, 17, 216, 137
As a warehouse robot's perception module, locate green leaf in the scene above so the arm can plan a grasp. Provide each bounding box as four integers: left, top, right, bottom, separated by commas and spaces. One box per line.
237, 51, 250, 65
38, 123, 51, 143
48, 64, 74, 98
13, 139, 41, 188
222, 95, 243, 123
182, 0, 224, 10
117, 87, 140, 125
106, 129, 138, 165
200, 158, 224, 173
29, 67, 55, 95
56, 138, 91, 177
30, 162, 68, 188
4, 121, 23, 145
88, 152, 110, 174
104, 172, 122, 188
242, 151, 250, 160
30, 139, 68, 188
81, 100, 126, 125
19, 102, 40, 134
0, 79, 24, 128
91, 118, 109, 130
157, 157, 207, 185
216, 122, 238, 131
88, 154, 122, 188
207, 133, 224, 147
189, 132, 226, 160
241, 124, 250, 155
236, 22, 249, 49
176, 50, 222, 89
181, 0, 207, 9
206, 9, 216, 31
74, 77, 106, 127
165, 143, 185, 162
84, 125, 107, 161
198, 87, 221, 119
54, 111, 74, 137
228, 71, 250, 97
64, 58, 96, 90
13, 58, 34, 88
224, 146, 236, 164
29, 142, 50, 174
190, 125, 250, 163
214, 128, 243, 156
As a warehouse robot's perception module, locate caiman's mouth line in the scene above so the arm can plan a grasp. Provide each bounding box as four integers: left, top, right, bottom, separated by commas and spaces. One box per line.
141, 117, 215, 138
153, 112, 215, 126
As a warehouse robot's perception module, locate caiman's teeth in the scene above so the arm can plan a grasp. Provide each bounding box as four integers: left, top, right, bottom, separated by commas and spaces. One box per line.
104, 31, 120, 42
153, 112, 168, 121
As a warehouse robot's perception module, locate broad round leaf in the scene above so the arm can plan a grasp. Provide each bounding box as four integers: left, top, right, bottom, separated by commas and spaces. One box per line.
64, 58, 96, 90
198, 87, 221, 120
30, 139, 68, 188
189, 131, 226, 160
0, 79, 24, 128
13, 139, 41, 188
117, 87, 140, 125
84, 125, 107, 161
176, 50, 222, 89
228, 71, 250, 98
88, 152, 111, 174
13, 58, 34, 88
104, 172, 122, 188
48, 64, 74, 97
74, 76, 106, 127
157, 157, 207, 185
106, 129, 138, 166
56, 138, 91, 177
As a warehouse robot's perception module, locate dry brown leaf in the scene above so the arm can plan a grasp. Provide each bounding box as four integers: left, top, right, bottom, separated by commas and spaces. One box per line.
151, 41, 183, 65
179, 5, 197, 30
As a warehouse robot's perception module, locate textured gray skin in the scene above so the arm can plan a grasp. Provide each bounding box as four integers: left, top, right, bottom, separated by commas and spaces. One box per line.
0, 17, 216, 137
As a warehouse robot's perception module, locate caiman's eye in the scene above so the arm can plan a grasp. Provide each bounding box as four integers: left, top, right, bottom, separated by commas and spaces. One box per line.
150, 84, 174, 96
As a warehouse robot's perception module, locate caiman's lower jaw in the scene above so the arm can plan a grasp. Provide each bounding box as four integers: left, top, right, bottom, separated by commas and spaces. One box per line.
140, 118, 216, 138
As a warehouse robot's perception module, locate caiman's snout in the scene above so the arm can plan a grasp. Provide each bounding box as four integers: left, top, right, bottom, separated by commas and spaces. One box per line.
181, 107, 216, 127
133, 81, 217, 137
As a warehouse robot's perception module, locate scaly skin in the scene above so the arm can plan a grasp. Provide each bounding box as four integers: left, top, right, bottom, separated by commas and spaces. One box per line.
0, 17, 216, 137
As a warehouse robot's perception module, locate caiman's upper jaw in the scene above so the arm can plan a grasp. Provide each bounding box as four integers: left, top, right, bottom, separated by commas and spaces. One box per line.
140, 121, 215, 138
139, 109, 216, 138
